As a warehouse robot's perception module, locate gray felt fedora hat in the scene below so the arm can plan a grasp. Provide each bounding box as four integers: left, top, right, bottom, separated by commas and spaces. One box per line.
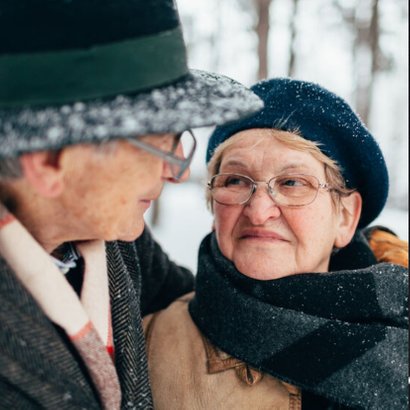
0, 0, 263, 158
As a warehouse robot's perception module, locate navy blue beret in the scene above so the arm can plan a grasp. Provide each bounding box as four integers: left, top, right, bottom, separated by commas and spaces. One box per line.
207, 78, 388, 228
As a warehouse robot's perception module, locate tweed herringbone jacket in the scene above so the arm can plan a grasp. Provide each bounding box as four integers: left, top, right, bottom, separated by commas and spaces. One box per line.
0, 228, 193, 409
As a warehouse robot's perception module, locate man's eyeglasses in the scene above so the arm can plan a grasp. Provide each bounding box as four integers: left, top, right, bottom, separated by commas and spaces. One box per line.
128, 130, 196, 180
208, 173, 335, 207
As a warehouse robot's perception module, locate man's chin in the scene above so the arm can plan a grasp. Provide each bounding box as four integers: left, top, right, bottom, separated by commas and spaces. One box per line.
111, 222, 145, 242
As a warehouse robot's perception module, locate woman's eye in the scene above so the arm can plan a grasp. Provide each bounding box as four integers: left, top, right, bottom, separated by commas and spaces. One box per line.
279, 177, 306, 187
225, 176, 245, 186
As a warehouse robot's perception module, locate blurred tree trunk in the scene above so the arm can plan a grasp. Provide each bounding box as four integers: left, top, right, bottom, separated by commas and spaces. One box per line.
335, 0, 381, 125
287, 0, 299, 77
354, 0, 380, 124
150, 199, 160, 226
254, 0, 273, 80
209, 0, 222, 72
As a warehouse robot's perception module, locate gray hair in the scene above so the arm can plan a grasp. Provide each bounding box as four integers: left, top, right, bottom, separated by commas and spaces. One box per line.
0, 157, 23, 180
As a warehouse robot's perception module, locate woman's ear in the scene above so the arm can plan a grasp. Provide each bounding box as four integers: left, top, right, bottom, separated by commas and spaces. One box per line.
334, 191, 362, 248
19, 151, 64, 198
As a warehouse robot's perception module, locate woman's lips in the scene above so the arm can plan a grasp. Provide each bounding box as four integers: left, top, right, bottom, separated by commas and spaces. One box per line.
239, 229, 287, 241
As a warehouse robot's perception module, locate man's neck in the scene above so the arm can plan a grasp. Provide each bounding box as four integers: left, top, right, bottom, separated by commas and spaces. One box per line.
2, 181, 73, 253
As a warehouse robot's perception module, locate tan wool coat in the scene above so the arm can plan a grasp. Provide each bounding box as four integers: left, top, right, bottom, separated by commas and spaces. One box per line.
143, 293, 301, 410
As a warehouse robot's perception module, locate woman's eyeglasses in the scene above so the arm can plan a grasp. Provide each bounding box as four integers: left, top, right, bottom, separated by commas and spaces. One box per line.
208, 173, 335, 207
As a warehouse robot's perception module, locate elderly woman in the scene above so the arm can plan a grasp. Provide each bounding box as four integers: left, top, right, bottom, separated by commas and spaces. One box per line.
143, 78, 408, 409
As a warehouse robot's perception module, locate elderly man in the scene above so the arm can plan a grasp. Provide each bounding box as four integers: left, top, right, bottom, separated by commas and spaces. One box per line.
0, 0, 262, 408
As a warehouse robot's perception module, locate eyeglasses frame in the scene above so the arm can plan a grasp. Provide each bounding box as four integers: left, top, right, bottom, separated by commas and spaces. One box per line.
127, 129, 197, 180
208, 172, 336, 207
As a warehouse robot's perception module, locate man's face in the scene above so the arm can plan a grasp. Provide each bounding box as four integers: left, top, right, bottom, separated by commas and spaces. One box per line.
59, 134, 180, 242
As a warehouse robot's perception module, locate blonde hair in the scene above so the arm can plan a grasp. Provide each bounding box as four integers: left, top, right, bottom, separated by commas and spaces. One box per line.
206, 128, 354, 210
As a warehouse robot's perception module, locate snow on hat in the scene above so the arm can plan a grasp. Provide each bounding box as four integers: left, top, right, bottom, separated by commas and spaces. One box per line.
0, 0, 263, 158
206, 78, 388, 228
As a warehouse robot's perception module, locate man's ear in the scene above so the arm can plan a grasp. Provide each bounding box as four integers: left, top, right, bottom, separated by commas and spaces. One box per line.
334, 191, 362, 248
19, 151, 64, 197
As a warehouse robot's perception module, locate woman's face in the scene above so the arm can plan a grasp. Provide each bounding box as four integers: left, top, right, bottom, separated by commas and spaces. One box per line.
213, 129, 348, 280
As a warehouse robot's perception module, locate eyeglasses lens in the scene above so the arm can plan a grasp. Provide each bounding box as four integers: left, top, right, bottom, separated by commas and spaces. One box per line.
270, 175, 319, 206
211, 174, 253, 205
210, 174, 320, 206
170, 130, 196, 179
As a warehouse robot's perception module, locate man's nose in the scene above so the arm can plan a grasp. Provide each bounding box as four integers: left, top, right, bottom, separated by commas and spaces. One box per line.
171, 164, 191, 183
167, 139, 192, 183
161, 160, 191, 183
174, 140, 185, 159
242, 185, 281, 224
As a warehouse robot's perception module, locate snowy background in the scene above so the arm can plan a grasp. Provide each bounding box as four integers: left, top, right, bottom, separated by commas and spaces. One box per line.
146, 0, 408, 272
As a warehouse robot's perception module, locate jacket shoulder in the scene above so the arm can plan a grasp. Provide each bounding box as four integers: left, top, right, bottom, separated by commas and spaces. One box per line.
364, 226, 408, 267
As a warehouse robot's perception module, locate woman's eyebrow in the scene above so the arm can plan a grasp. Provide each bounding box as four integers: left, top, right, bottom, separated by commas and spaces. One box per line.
222, 159, 314, 173
222, 159, 248, 168
278, 163, 311, 172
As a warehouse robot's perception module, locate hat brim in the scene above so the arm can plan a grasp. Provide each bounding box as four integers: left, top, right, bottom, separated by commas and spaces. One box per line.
0, 69, 263, 157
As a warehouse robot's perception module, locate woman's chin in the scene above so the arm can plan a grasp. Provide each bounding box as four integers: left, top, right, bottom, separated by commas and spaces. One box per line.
232, 250, 297, 280
235, 260, 297, 281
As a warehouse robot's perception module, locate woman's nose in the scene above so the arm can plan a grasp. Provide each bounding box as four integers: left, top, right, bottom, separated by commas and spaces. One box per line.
242, 185, 281, 224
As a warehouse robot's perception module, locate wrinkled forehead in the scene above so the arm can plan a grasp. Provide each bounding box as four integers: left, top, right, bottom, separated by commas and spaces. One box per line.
223, 128, 277, 149
217, 128, 327, 175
